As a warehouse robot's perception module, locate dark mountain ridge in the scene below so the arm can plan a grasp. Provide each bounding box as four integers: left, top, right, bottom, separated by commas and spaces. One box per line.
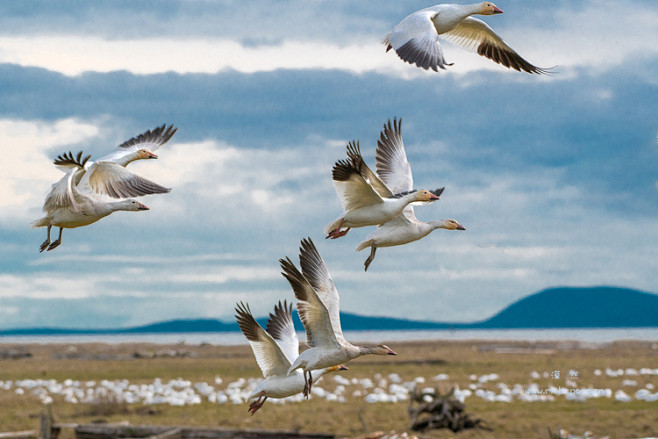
1, 286, 656, 335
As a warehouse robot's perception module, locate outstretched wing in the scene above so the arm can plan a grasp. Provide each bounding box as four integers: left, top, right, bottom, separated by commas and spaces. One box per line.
332, 155, 383, 213
345, 141, 392, 198
442, 17, 551, 74
43, 151, 91, 212
297, 238, 345, 344
235, 302, 292, 378
265, 300, 299, 364
384, 9, 452, 71
375, 118, 413, 194
117, 124, 178, 153
280, 252, 341, 349
82, 161, 171, 198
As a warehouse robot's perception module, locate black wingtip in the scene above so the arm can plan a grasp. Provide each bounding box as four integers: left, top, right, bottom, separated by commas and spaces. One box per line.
53, 150, 91, 168
431, 187, 445, 198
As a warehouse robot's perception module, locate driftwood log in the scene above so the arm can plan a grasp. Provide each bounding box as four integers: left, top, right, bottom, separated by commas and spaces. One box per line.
74, 424, 334, 439
407, 387, 491, 433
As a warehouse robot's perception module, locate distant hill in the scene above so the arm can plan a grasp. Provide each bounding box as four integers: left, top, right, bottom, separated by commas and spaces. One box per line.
1, 286, 656, 335
472, 286, 658, 329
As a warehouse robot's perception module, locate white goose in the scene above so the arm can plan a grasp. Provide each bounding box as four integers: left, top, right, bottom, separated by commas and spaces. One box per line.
43, 124, 176, 210
235, 300, 346, 414
357, 213, 465, 271
94, 124, 177, 166
384, 2, 551, 74
281, 238, 397, 397
355, 119, 465, 271
32, 151, 162, 251
324, 147, 440, 239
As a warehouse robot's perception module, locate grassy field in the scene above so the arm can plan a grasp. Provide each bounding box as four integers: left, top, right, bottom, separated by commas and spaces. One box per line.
0, 339, 656, 438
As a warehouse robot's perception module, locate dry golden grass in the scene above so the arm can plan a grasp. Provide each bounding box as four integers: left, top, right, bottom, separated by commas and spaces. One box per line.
0, 339, 656, 438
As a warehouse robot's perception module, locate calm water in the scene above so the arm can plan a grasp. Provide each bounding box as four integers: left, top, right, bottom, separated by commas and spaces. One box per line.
1, 328, 657, 345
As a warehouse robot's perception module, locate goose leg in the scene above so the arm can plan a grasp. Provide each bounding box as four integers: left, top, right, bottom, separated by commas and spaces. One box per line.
303, 370, 309, 398
248, 393, 267, 415
328, 227, 350, 239
39, 225, 52, 252
47, 228, 63, 251
364, 243, 377, 272
326, 219, 350, 239
307, 371, 314, 396
303, 370, 312, 398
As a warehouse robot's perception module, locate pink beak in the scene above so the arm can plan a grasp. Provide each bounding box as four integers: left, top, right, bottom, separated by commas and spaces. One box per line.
137, 203, 150, 211
493, 6, 503, 14
148, 152, 158, 159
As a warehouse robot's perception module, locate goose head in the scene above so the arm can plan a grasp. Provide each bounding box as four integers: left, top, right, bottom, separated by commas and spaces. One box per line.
480, 2, 503, 15
378, 344, 397, 355
415, 190, 441, 202
119, 199, 150, 211
137, 148, 158, 160
443, 219, 466, 230
362, 344, 397, 356
330, 365, 349, 372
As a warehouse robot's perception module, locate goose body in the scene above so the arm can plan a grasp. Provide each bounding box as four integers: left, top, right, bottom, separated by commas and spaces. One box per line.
351, 118, 465, 271
235, 301, 344, 414
280, 238, 396, 397
357, 211, 465, 271
32, 151, 155, 251
325, 145, 440, 239
385, 2, 550, 74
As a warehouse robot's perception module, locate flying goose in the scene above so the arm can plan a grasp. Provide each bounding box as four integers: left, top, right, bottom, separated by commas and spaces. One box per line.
32, 151, 161, 251
235, 300, 346, 414
384, 2, 551, 74
43, 124, 176, 210
324, 148, 440, 239
281, 238, 396, 397
353, 118, 465, 270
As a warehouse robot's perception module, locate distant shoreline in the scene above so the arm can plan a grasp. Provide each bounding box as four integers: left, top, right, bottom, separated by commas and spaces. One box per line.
1, 327, 657, 346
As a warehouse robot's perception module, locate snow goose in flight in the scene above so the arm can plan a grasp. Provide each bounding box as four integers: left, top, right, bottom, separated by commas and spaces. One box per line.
96, 124, 177, 165
324, 146, 440, 239
354, 118, 465, 271
384, 2, 552, 74
357, 213, 465, 271
44, 124, 176, 208
235, 300, 346, 414
281, 238, 396, 397
32, 151, 162, 251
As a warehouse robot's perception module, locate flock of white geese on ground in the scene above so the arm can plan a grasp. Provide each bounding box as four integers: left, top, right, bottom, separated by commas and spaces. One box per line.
32, 2, 552, 415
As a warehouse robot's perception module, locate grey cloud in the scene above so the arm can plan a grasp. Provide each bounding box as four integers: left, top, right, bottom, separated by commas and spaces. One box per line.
1, 62, 655, 217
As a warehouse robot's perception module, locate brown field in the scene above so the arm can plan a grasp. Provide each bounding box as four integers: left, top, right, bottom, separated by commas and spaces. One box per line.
0, 339, 656, 438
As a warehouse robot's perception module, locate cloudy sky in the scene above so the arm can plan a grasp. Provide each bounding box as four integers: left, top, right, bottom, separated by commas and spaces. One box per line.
0, 0, 656, 330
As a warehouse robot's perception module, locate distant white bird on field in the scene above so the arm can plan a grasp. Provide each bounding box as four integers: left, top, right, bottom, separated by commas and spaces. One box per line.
281, 238, 397, 397
32, 151, 165, 251
324, 143, 440, 239
352, 119, 465, 271
234, 300, 346, 414
384, 2, 552, 74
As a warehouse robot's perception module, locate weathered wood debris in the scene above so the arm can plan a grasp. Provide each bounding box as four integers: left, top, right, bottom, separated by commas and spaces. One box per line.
74, 424, 335, 439
0, 431, 37, 439
350, 433, 417, 439
407, 386, 491, 433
